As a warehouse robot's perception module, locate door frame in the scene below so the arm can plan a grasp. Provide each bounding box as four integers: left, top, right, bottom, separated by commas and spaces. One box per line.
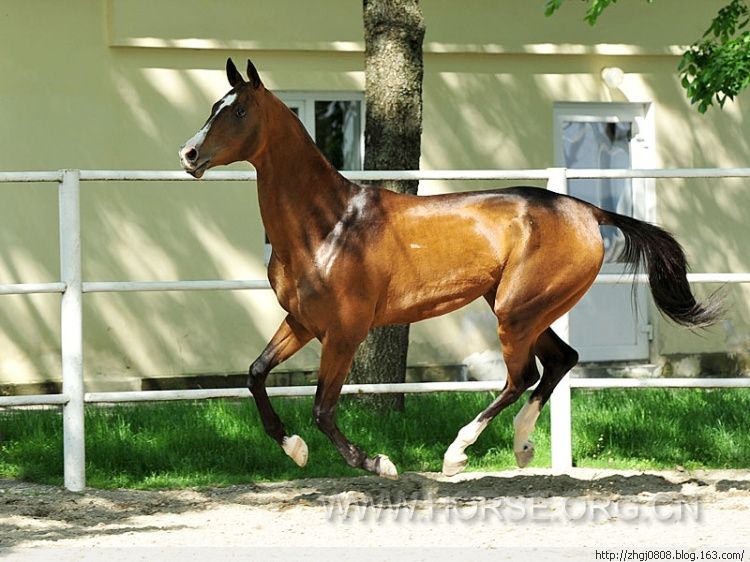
553, 102, 657, 362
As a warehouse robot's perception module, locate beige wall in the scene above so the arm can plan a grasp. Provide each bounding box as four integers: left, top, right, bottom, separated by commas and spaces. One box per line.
0, 0, 747, 390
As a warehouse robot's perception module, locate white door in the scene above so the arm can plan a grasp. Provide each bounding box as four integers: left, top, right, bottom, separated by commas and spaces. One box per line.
553, 103, 655, 362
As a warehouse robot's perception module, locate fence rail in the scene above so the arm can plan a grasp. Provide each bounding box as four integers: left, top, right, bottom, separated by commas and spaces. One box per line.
1, 167, 749, 491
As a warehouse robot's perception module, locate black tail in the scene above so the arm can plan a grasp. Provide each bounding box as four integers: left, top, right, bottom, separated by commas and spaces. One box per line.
597, 210, 721, 328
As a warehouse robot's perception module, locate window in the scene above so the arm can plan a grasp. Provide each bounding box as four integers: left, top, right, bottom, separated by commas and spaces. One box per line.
264, 92, 365, 265
277, 92, 364, 170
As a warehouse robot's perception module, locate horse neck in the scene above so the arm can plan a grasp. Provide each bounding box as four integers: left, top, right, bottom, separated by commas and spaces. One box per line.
250, 93, 355, 261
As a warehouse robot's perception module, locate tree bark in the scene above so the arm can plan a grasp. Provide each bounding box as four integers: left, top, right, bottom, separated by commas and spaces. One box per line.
349, 0, 425, 411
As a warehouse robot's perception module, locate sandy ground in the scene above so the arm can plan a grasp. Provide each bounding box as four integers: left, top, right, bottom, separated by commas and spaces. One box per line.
1, 468, 749, 561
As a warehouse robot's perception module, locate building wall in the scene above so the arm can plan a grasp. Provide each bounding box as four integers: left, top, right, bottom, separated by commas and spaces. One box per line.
0, 0, 747, 390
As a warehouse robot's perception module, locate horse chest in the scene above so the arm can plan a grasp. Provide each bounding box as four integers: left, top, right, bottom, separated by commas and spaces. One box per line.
268, 257, 337, 319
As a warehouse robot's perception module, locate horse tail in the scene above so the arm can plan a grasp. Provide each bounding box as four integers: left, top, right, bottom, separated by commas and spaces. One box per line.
595, 208, 721, 328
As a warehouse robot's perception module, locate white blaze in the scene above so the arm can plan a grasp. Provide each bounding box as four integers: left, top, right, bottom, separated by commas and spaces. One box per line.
185, 93, 237, 149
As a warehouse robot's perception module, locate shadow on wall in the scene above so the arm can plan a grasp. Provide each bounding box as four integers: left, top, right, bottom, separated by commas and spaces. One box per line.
0, 53, 325, 390
420, 53, 750, 359
2, 45, 750, 391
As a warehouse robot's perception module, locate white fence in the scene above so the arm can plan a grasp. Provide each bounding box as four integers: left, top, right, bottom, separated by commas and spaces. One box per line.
1, 167, 749, 492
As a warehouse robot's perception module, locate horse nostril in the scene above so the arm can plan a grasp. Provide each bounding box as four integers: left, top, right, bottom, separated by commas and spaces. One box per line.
180, 145, 199, 164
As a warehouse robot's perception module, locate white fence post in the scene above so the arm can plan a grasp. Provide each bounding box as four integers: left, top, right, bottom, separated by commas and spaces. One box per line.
59, 169, 85, 491
546, 168, 574, 471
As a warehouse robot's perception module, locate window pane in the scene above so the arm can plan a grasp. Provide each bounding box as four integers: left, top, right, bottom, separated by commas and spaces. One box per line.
314, 101, 362, 170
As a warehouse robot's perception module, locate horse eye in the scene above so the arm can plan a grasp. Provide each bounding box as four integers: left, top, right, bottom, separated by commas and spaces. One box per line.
235, 107, 247, 118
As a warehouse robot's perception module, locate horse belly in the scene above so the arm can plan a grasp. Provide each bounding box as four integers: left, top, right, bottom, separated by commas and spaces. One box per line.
376, 250, 501, 325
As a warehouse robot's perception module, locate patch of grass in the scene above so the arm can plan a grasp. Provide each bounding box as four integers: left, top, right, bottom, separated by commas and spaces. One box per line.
0, 388, 747, 489
572, 388, 750, 470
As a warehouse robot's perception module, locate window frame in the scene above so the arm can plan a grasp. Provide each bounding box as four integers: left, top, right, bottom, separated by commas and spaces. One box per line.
264, 91, 366, 265
276, 91, 366, 171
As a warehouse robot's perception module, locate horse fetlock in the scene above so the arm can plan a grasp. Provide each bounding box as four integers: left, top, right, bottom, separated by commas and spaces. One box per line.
375, 454, 399, 480
514, 441, 535, 468
282, 434, 308, 467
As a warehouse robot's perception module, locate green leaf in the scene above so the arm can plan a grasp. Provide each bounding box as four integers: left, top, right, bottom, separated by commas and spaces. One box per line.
544, 0, 564, 17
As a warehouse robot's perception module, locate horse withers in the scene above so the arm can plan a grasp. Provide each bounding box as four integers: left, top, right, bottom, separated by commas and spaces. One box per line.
179, 58, 719, 479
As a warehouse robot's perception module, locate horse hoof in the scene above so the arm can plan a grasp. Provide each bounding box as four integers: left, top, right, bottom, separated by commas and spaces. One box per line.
375, 455, 399, 480
442, 449, 468, 477
282, 435, 308, 467
514, 442, 535, 468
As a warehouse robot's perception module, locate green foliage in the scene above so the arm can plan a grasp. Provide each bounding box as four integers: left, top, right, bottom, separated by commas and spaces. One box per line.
679, 0, 750, 112
544, 0, 654, 25
545, 0, 750, 113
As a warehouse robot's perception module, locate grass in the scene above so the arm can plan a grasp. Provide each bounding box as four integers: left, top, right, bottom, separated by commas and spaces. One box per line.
0, 389, 748, 489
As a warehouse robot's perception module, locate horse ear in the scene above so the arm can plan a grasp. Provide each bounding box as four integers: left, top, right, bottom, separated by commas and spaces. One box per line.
247, 59, 262, 89
226, 58, 245, 88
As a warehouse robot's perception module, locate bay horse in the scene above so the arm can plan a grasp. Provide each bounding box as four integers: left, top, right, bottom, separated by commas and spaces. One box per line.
179, 59, 718, 479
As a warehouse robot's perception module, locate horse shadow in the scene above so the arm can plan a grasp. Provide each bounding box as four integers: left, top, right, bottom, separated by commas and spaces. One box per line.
212, 470, 721, 511
0, 479, 196, 549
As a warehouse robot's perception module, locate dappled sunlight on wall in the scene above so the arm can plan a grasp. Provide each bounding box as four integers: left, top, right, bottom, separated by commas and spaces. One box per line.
72, 178, 313, 386
420, 53, 750, 363
2, 0, 750, 390
627, 71, 750, 356
0, 183, 62, 386
0, 295, 61, 387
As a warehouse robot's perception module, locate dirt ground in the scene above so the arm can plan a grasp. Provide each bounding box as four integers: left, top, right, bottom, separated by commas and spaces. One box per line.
1, 468, 749, 561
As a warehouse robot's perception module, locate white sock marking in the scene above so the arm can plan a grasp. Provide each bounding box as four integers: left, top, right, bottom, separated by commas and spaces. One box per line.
282, 434, 308, 467
513, 399, 541, 453
443, 414, 489, 476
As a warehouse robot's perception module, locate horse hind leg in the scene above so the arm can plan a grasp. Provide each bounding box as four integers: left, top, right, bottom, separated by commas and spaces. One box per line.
442, 328, 540, 477
248, 315, 313, 467
513, 327, 578, 468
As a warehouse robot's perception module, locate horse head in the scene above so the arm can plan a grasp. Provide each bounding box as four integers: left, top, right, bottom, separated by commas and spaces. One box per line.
179, 58, 265, 178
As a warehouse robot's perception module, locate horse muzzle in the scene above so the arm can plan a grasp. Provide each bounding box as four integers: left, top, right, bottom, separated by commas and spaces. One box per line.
179, 144, 210, 178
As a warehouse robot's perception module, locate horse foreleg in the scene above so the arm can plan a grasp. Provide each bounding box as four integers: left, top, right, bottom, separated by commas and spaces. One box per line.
248, 314, 313, 467
312, 335, 399, 480
512, 327, 579, 467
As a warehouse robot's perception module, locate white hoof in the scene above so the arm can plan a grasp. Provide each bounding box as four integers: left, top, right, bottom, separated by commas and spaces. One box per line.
442, 447, 468, 477
514, 442, 535, 468
282, 435, 308, 467
376, 454, 399, 480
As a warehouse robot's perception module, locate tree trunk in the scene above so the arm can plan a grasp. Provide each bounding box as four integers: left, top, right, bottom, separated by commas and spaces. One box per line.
349, 0, 425, 411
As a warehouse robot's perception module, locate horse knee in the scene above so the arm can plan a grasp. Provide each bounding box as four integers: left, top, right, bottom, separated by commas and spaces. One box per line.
313, 404, 335, 432
562, 348, 579, 372
505, 353, 540, 391
535, 330, 580, 375
507, 383, 529, 404
523, 360, 541, 388
543, 346, 578, 375
247, 359, 268, 390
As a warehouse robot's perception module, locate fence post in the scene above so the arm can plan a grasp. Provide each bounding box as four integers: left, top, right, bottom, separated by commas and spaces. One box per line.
60, 169, 85, 491
546, 168, 573, 471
